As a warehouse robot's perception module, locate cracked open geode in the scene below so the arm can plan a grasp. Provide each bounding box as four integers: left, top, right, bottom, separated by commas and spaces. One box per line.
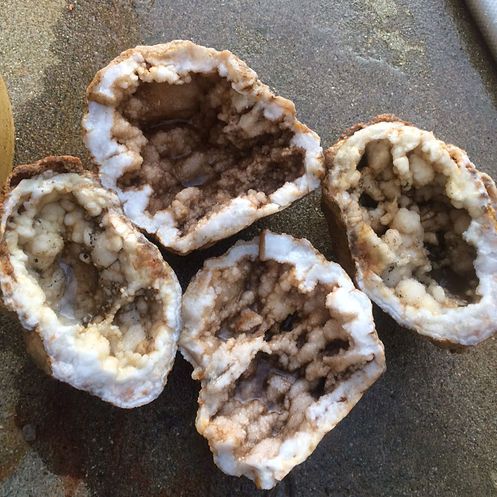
180, 231, 385, 489
0, 156, 182, 408
322, 115, 497, 347
83, 40, 324, 254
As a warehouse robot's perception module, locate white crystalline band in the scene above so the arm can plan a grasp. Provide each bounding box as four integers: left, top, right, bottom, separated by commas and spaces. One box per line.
0, 169, 182, 408
325, 119, 497, 345
83, 41, 324, 253
180, 231, 385, 489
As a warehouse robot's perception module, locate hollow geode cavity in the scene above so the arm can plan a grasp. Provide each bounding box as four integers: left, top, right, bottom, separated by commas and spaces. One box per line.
0, 156, 181, 407
322, 115, 497, 347
180, 230, 385, 488
83, 40, 324, 254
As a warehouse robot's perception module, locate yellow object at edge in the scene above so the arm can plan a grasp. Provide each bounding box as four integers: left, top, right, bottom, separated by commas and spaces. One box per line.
0, 75, 14, 186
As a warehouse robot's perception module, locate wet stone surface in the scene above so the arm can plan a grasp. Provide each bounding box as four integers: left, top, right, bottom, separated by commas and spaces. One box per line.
0, 1, 496, 496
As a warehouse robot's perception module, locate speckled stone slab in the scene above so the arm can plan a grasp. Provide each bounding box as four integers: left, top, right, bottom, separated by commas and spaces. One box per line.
0, 1, 496, 496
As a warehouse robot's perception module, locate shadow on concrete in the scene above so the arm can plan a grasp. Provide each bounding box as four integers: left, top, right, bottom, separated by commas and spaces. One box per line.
13, 355, 222, 497
446, 0, 497, 109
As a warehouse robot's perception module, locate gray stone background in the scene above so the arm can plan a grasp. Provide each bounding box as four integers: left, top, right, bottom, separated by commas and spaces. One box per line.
0, 1, 496, 496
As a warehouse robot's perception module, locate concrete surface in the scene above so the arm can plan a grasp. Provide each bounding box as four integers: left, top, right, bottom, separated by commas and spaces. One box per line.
1, 1, 496, 496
